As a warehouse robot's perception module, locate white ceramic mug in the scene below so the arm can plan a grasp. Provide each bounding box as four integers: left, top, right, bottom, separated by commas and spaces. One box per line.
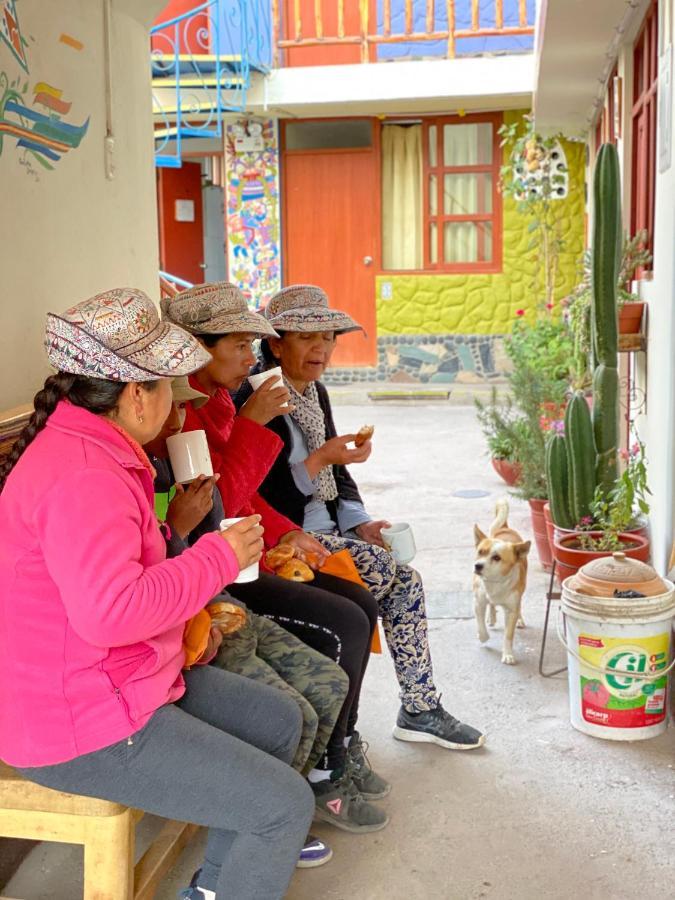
247, 366, 288, 408
381, 523, 416, 565
166, 430, 213, 484
220, 517, 260, 583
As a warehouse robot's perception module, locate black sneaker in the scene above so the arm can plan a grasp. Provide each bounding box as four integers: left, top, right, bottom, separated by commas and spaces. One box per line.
311, 769, 389, 833
393, 703, 485, 750
347, 732, 391, 800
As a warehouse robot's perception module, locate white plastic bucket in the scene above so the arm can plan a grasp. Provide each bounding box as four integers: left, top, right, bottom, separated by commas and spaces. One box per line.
559, 578, 675, 740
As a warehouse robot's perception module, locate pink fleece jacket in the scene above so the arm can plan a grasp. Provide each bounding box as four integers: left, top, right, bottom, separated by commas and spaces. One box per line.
0, 402, 239, 767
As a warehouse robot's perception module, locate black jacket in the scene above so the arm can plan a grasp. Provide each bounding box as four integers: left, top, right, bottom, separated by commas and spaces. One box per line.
234, 370, 364, 528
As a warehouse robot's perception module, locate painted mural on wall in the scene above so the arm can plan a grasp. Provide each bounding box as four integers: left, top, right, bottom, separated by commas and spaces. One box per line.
0, 2, 89, 175
224, 119, 281, 309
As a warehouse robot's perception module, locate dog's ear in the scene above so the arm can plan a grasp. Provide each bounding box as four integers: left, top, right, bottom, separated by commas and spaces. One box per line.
474, 524, 487, 547
514, 540, 531, 557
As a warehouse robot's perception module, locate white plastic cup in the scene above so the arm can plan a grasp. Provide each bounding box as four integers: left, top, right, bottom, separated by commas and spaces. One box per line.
220, 517, 260, 583
166, 430, 213, 484
381, 523, 416, 565
247, 366, 288, 408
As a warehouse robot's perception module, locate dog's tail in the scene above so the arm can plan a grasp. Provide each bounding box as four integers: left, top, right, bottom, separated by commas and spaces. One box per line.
489, 498, 510, 537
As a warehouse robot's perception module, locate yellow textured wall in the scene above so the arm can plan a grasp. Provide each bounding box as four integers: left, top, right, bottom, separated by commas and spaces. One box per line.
376, 111, 586, 336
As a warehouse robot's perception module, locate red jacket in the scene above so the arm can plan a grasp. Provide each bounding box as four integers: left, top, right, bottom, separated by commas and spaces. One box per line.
184, 380, 299, 547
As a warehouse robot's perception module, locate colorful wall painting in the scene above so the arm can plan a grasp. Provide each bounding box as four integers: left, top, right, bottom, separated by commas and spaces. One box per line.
0, 11, 89, 174
1, 0, 27, 70
224, 119, 281, 309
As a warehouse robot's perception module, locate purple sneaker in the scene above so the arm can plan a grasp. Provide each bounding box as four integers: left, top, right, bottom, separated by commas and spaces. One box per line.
297, 833, 333, 868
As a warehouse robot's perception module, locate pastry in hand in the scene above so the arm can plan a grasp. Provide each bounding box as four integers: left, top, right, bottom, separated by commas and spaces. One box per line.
354, 425, 374, 447
275, 559, 315, 582
207, 601, 247, 635
265, 544, 295, 570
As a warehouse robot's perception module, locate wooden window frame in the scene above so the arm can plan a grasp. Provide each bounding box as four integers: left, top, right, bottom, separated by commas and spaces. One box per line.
630, 0, 658, 273
421, 111, 503, 275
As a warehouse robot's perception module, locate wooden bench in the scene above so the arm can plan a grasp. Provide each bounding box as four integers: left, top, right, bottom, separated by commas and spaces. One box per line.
0, 762, 198, 899
0, 406, 200, 897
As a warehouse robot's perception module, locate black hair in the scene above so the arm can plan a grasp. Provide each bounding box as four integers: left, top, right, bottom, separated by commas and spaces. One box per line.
0, 373, 158, 492
259, 338, 279, 364
194, 333, 225, 349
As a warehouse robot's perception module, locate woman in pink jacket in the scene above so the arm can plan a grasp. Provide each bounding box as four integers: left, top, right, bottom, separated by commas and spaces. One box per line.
0, 289, 314, 900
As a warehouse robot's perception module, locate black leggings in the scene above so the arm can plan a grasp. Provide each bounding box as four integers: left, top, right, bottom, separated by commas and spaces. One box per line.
229, 572, 378, 769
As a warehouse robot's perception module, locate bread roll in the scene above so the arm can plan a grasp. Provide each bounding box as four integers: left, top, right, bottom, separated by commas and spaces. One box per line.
275, 559, 315, 582
354, 425, 374, 447
265, 544, 295, 569
207, 601, 247, 635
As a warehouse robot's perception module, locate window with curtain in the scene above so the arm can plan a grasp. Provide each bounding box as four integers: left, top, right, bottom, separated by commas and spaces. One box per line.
381, 114, 502, 272
631, 0, 658, 270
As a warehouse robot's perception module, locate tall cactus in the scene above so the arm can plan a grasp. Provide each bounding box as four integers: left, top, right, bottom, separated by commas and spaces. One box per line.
545, 143, 622, 526
591, 143, 621, 495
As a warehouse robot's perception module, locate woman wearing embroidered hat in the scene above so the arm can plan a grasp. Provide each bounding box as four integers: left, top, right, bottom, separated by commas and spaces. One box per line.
237, 284, 485, 753
163, 282, 390, 835
0, 288, 315, 900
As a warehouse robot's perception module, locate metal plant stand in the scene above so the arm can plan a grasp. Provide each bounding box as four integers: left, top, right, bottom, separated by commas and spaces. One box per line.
538, 560, 568, 677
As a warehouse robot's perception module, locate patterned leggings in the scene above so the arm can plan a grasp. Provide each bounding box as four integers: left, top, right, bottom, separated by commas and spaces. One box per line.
314, 532, 440, 713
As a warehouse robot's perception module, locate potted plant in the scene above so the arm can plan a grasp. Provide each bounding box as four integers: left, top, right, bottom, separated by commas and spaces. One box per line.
546, 143, 652, 578
474, 389, 526, 486
564, 230, 652, 387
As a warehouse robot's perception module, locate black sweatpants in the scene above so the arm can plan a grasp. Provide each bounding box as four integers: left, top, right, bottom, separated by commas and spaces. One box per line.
229, 571, 378, 769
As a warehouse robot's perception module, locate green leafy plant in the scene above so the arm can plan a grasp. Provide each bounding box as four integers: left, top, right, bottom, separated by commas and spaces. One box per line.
474, 390, 528, 460
499, 114, 568, 308
495, 313, 574, 501
575, 438, 651, 550
564, 231, 652, 387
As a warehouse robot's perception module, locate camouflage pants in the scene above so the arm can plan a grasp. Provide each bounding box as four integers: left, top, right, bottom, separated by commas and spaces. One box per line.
314, 532, 440, 713
213, 612, 349, 774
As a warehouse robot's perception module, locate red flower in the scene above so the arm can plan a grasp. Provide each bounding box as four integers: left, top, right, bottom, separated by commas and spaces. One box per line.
516, 309, 525, 316
546, 303, 554, 310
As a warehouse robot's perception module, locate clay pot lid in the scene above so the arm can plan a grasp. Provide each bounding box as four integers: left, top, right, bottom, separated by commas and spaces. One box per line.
571, 552, 667, 597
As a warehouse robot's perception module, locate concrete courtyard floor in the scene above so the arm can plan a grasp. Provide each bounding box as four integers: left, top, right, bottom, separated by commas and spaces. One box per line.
6, 402, 675, 899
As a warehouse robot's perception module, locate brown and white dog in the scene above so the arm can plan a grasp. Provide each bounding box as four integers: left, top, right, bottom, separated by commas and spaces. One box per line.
473, 499, 531, 665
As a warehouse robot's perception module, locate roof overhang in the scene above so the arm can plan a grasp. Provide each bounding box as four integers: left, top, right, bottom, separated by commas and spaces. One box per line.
534, 0, 650, 138
244, 54, 534, 118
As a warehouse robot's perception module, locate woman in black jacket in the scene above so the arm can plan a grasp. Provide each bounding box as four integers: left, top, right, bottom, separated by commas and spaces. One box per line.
235, 285, 485, 752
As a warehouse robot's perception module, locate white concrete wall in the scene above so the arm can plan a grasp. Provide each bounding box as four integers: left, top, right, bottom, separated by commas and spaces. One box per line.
0, 0, 165, 409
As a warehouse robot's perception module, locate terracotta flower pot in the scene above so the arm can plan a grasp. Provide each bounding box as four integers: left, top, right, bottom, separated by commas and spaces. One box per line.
529, 498, 553, 571
542, 503, 576, 578
491, 457, 521, 486
619, 301, 645, 335
552, 530, 650, 582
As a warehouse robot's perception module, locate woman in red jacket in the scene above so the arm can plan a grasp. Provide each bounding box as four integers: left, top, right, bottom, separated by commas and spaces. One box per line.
162, 283, 389, 835
0, 288, 314, 900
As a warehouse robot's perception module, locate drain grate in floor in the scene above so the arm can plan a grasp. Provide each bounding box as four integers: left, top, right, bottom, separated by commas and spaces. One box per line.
451, 489, 491, 499
426, 590, 474, 619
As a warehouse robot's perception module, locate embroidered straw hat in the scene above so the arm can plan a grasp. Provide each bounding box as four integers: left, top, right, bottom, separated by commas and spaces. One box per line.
171, 376, 209, 409
264, 285, 363, 335
44, 288, 211, 382
161, 281, 278, 338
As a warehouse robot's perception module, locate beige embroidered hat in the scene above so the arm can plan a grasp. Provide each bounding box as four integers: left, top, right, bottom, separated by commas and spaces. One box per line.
161, 281, 278, 338
44, 288, 211, 382
171, 376, 209, 409
264, 285, 363, 335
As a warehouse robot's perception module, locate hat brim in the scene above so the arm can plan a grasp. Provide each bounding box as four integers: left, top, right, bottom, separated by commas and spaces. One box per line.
171, 379, 209, 409
45, 315, 211, 381
181, 310, 279, 339
266, 307, 363, 335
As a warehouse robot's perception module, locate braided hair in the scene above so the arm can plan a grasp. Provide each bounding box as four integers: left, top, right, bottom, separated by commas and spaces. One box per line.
0, 373, 130, 492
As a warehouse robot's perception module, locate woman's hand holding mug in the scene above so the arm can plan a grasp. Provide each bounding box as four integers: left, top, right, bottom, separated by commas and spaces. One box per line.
220, 515, 264, 571
238, 376, 293, 426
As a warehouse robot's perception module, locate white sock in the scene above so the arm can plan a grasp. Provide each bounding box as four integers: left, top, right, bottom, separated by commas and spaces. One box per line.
343, 736, 351, 748
194, 889, 216, 900
308, 768, 332, 783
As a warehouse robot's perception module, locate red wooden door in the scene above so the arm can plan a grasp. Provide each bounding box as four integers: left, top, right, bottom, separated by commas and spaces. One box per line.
282, 148, 378, 367
156, 162, 205, 284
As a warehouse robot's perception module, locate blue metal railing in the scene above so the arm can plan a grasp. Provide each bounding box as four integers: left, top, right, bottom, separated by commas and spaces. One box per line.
151, 0, 270, 168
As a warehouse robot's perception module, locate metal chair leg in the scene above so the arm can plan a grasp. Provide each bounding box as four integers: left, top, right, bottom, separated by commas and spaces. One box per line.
538, 560, 567, 677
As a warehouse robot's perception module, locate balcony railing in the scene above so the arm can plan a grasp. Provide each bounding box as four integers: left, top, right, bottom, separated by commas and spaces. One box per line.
272, 0, 535, 66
